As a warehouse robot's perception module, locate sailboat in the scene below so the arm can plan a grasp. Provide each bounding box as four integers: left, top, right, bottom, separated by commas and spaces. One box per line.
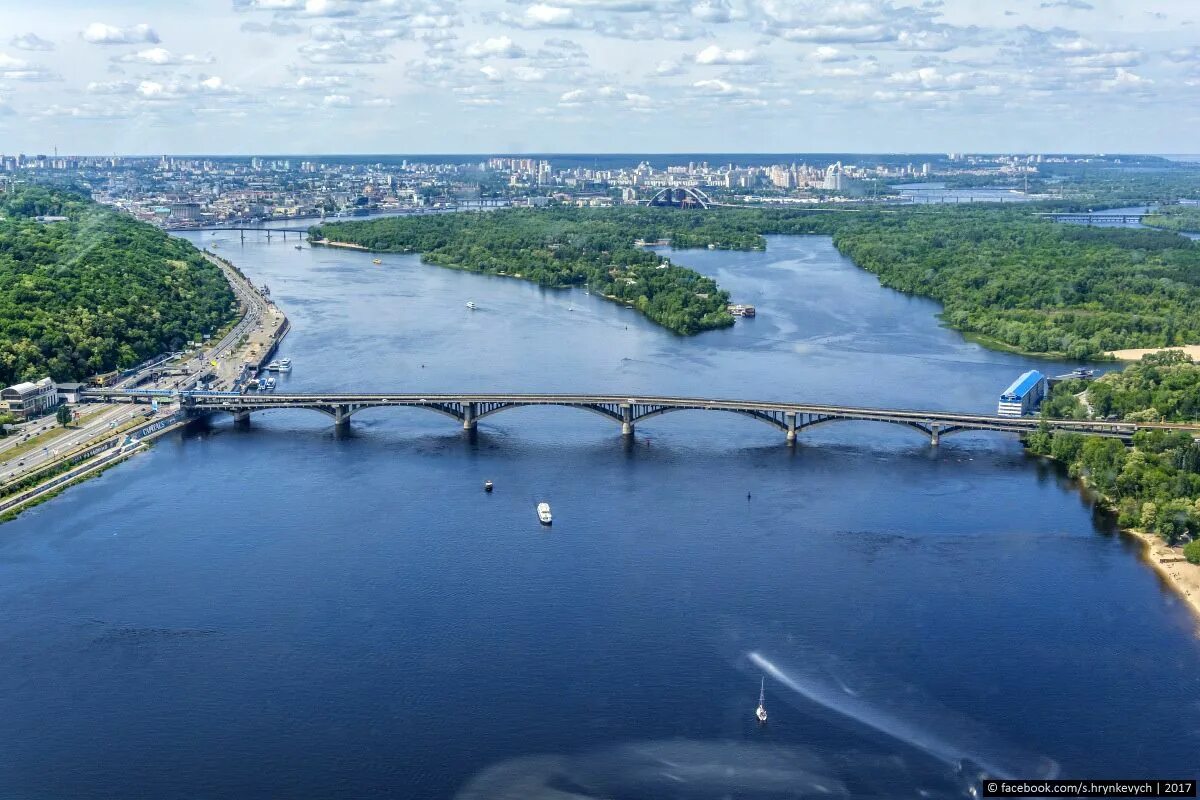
755, 677, 768, 724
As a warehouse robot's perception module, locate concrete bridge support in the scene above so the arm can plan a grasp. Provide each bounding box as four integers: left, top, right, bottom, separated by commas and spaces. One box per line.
233, 410, 251, 427
620, 403, 634, 437
785, 412, 797, 445
463, 402, 477, 431
334, 405, 353, 430
929, 423, 940, 446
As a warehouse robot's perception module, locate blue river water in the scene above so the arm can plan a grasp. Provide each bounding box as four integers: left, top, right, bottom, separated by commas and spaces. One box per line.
1, 233, 1198, 798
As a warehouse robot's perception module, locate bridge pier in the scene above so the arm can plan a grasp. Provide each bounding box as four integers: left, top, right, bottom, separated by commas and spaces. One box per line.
620, 403, 634, 437
929, 423, 940, 446
463, 402, 477, 431
785, 412, 797, 445
334, 405, 353, 430
233, 410, 251, 427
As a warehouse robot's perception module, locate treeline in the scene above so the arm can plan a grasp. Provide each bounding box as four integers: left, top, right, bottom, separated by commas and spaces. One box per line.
1143, 206, 1200, 234
830, 208, 1200, 358
0, 186, 237, 384
1029, 352, 1200, 551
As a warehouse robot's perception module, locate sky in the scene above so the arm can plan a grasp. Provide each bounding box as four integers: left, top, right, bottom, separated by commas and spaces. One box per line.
2, 0, 1199, 155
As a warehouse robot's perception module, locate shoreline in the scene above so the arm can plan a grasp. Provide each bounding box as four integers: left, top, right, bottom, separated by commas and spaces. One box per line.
1123, 527, 1200, 624
1109, 344, 1200, 361
311, 238, 369, 251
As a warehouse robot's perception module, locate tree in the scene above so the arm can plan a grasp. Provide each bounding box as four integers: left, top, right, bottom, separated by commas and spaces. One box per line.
56, 404, 72, 427
1184, 539, 1200, 565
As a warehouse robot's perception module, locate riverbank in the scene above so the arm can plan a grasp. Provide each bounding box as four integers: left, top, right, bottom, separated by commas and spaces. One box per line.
310, 238, 369, 251
1109, 345, 1200, 361
1126, 527, 1200, 623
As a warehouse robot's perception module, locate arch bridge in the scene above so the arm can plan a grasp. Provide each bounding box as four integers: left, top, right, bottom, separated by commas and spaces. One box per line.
642, 187, 716, 209
82, 390, 1191, 446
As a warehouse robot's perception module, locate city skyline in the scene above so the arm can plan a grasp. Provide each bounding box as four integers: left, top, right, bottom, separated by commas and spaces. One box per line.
2, 0, 1200, 154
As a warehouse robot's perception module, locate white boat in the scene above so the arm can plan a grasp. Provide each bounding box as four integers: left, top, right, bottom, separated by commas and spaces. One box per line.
466, 301, 477, 310
277, 358, 292, 373
537, 502, 552, 525
265, 361, 281, 371
756, 677, 768, 724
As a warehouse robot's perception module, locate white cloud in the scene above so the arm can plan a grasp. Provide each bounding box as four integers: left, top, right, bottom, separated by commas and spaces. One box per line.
512, 65, 547, 81
695, 44, 758, 64
322, 93, 353, 106
81, 23, 159, 45
507, 4, 581, 28
692, 77, 759, 96
465, 36, 526, 58
885, 66, 974, 90
0, 52, 58, 81
10, 33, 54, 52
692, 0, 734, 22
115, 47, 215, 66
299, 40, 390, 63
810, 45, 852, 62
653, 58, 686, 76
480, 65, 503, 81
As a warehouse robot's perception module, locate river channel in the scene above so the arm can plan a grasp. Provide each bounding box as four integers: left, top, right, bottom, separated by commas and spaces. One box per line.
0, 233, 1197, 798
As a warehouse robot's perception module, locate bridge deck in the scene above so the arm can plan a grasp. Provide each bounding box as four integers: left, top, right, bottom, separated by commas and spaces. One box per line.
82, 390, 1200, 441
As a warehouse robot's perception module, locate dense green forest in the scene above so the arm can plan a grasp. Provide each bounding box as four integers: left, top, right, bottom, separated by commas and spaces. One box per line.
1029, 352, 1200, 548
0, 186, 237, 385
1142, 205, 1200, 234
829, 209, 1200, 358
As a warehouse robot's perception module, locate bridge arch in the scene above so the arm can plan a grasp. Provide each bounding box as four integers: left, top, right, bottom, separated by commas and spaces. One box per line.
797, 415, 964, 441
630, 405, 787, 432
646, 187, 712, 209
474, 401, 623, 426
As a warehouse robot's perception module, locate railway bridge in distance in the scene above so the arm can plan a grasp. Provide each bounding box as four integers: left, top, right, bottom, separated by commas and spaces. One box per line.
82, 390, 1199, 446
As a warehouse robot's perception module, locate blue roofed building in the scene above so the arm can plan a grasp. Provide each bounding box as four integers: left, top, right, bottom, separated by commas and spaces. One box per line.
997, 370, 1047, 417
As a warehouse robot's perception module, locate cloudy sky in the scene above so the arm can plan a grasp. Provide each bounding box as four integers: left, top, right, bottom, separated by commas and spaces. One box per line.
2, 0, 1198, 154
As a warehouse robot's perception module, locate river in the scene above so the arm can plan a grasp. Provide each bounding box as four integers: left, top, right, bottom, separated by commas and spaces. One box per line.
0, 233, 1197, 798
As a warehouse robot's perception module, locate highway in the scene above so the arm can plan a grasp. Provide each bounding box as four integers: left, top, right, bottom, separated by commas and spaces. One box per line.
0, 249, 284, 487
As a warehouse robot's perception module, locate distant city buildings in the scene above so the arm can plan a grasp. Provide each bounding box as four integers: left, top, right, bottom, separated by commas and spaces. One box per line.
0, 151, 1086, 226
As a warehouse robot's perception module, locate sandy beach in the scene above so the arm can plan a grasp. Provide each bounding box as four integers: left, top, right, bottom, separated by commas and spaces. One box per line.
1125, 528, 1200, 624
312, 239, 369, 251
1109, 345, 1200, 361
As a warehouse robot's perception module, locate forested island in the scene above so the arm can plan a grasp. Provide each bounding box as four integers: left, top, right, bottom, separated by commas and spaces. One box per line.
312, 209, 744, 335
315, 204, 1200, 356
0, 186, 237, 385
1027, 351, 1200, 561
1143, 205, 1200, 235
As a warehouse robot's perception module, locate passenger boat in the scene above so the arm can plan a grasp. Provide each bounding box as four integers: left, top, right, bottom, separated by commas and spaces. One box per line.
755, 677, 768, 724
484, 480, 494, 493
466, 301, 477, 310
277, 358, 292, 373
265, 361, 281, 371
537, 502, 552, 525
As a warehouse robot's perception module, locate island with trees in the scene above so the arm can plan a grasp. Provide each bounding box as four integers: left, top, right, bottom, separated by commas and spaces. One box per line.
0, 186, 237, 385
1142, 205, 1200, 235
315, 203, 1200, 357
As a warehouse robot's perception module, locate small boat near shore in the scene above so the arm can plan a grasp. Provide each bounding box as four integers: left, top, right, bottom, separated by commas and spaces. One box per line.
277, 358, 292, 373
537, 502, 552, 525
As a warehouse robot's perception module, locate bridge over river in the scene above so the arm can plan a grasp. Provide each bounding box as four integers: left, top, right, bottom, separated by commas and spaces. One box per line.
83, 390, 1200, 446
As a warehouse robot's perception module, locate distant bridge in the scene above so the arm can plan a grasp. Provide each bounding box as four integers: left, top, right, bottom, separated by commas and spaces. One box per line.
1040, 212, 1146, 225
82, 390, 1198, 446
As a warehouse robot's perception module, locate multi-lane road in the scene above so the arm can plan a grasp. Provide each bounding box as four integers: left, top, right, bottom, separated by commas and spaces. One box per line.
0, 248, 284, 486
